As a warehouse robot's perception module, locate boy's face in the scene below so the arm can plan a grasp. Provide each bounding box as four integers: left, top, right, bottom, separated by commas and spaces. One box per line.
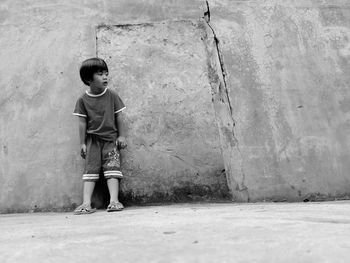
89, 70, 108, 91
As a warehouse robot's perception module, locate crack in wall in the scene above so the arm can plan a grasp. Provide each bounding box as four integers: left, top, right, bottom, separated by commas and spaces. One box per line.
202, 0, 249, 202
204, 1, 232, 117
95, 26, 99, 57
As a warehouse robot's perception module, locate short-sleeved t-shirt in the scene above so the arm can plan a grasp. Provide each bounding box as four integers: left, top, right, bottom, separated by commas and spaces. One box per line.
73, 88, 126, 141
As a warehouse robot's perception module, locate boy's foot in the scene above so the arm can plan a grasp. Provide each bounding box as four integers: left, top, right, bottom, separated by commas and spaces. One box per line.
107, 201, 124, 212
74, 204, 96, 215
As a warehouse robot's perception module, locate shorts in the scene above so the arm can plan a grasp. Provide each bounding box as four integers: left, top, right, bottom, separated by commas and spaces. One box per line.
82, 134, 123, 181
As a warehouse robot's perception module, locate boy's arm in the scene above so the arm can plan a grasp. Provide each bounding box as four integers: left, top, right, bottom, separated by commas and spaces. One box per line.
78, 117, 87, 158
116, 112, 127, 149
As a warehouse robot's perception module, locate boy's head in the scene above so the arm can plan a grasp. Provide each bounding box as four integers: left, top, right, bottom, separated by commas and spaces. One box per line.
79, 57, 109, 86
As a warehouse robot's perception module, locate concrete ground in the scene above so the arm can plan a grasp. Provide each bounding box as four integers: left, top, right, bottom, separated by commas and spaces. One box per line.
1, 201, 350, 263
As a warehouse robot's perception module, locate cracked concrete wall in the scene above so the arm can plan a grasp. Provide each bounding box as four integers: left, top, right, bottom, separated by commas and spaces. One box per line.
0, 0, 229, 213
207, 0, 350, 201
1, 0, 350, 212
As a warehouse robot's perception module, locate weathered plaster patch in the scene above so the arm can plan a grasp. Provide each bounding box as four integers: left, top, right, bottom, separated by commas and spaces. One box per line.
95, 20, 230, 205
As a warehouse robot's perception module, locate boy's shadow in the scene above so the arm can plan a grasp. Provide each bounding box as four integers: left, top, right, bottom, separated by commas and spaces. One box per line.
91, 172, 109, 209
91, 172, 125, 209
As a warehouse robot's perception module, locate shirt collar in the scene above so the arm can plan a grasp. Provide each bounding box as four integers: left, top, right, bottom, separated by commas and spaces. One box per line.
86, 88, 108, 97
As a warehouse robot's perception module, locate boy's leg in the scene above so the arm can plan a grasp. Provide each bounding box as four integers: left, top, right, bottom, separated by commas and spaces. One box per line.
102, 141, 124, 211
74, 181, 97, 215
107, 178, 119, 203
74, 135, 101, 214
106, 178, 123, 211
83, 181, 96, 205
82, 135, 101, 205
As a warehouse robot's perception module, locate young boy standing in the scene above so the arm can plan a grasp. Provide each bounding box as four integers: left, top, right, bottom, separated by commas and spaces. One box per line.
73, 57, 127, 214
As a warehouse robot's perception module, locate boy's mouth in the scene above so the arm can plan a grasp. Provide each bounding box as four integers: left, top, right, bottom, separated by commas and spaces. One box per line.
103, 81, 108, 86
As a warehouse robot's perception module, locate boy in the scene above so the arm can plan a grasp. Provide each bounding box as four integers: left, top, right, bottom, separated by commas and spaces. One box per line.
73, 57, 127, 214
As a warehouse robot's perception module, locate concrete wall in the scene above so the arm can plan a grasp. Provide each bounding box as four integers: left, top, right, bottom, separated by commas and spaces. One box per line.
0, 0, 349, 212
207, 0, 350, 201
0, 0, 229, 213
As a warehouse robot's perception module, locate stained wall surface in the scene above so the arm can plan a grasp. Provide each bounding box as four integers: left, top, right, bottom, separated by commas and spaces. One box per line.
0, 0, 349, 212
209, 0, 350, 201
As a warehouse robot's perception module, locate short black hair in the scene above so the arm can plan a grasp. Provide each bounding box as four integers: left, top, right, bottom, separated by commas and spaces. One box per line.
79, 57, 109, 85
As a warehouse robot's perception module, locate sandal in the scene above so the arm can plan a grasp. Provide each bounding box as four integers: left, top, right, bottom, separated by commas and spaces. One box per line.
74, 204, 97, 215
107, 201, 124, 212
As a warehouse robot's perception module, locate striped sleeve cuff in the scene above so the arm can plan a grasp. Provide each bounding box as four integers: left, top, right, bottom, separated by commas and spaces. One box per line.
73, 113, 87, 117
115, 107, 126, 114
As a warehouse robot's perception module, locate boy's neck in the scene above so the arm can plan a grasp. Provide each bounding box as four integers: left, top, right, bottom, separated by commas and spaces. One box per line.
89, 86, 106, 95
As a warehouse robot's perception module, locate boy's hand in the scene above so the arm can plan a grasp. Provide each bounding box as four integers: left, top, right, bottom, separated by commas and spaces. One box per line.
116, 136, 127, 149
80, 144, 87, 159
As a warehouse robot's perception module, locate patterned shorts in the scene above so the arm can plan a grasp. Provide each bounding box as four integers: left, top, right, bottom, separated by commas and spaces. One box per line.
83, 135, 123, 181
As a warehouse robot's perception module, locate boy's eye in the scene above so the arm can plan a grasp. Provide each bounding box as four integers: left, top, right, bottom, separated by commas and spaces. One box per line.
97, 71, 108, 76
